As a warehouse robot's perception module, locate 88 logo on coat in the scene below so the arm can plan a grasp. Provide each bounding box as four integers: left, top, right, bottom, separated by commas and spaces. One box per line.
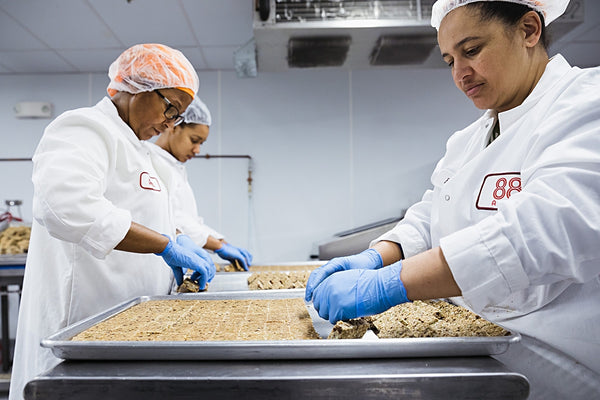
476, 172, 521, 210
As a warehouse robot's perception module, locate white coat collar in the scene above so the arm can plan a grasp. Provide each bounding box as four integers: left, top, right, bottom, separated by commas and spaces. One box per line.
97, 97, 144, 148
497, 54, 571, 132
149, 142, 183, 167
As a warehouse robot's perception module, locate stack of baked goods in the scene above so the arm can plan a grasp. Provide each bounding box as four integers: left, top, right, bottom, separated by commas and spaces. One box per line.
0, 225, 31, 254
329, 300, 509, 339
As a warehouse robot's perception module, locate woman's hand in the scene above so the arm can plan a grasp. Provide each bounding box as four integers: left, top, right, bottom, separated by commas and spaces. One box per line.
305, 249, 383, 302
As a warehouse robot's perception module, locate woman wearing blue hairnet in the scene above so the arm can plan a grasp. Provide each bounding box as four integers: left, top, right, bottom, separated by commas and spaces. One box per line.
306, 0, 600, 376
151, 98, 253, 280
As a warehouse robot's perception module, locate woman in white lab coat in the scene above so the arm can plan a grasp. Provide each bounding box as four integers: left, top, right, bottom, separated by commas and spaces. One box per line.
10, 44, 216, 400
306, 0, 600, 374
150, 98, 253, 278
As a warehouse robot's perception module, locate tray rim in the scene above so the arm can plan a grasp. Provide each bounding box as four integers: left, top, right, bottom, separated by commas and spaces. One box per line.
42, 290, 521, 361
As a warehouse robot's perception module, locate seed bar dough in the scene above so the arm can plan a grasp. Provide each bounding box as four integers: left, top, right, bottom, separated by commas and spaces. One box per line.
328, 300, 509, 339
71, 298, 320, 342
247, 271, 311, 290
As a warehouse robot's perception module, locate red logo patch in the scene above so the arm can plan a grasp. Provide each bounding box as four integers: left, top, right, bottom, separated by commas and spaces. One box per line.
476, 172, 521, 210
139, 172, 161, 191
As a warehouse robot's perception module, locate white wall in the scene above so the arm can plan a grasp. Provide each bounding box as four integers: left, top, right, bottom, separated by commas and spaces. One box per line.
0, 66, 480, 264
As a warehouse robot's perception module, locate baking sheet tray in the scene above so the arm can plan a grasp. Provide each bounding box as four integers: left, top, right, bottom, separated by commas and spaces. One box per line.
206, 260, 324, 291
216, 260, 325, 272
0, 253, 27, 266
42, 289, 520, 361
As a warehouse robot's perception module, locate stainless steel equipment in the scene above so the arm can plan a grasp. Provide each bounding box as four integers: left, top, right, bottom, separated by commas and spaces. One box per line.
24, 357, 529, 400
252, 0, 584, 72
42, 289, 519, 362
32, 275, 533, 400
317, 216, 402, 259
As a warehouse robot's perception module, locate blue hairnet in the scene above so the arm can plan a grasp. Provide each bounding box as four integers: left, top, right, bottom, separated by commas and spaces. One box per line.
182, 97, 211, 126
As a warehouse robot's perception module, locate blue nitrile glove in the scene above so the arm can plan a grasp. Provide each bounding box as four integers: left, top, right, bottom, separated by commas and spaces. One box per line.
214, 243, 253, 271
305, 249, 383, 302
238, 246, 253, 265
155, 235, 213, 290
312, 262, 408, 324
175, 235, 216, 282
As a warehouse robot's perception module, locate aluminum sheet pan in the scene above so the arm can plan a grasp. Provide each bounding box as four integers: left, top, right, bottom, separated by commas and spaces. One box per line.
205, 261, 325, 291
42, 289, 520, 361
0, 254, 27, 266
216, 260, 326, 273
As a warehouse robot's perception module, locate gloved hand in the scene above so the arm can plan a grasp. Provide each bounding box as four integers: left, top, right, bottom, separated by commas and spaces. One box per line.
156, 235, 214, 290
312, 262, 408, 324
305, 249, 383, 302
215, 243, 253, 271
175, 235, 216, 283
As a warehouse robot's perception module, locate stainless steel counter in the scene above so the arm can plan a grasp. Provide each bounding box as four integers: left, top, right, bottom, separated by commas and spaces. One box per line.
24, 356, 529, 400
0, 258, 25, 372
493, 334, 600, 400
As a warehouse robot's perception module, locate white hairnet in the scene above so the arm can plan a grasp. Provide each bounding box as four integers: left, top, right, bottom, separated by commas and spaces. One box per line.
431, 0, 570, 30
182, 98, 212, 126
107, 43, 199, 99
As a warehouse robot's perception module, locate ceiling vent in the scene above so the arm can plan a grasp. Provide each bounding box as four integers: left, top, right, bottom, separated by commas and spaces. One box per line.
254, 0, 439, 71
370, 34, 436, 65
252, 0, 584, 72
288, 36, 352, 68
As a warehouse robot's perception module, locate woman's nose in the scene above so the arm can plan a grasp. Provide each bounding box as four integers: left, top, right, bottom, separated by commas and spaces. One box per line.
453, 59, 472, 84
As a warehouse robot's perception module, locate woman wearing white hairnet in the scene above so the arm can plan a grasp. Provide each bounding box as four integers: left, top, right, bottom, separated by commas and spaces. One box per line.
150, 98, 253, 278
306, 0, 600, 375
10, 44, 216, 400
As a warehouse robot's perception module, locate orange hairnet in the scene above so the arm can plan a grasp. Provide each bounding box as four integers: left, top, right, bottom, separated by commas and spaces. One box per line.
107, 43, 199, 99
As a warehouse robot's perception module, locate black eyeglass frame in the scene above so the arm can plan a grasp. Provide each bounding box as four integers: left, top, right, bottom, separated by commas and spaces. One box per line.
154, 90, 184, 125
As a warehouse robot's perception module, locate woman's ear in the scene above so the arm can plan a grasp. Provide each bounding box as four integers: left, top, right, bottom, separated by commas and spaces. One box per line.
520, 10, 543, 48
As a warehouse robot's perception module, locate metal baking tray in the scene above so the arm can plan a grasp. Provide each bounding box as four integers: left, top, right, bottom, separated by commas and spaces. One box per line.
206, 261, 324, 291
0, 253, 27, 266
42, 289, 520, 361
209, 270, 313, 292
216, 260, 326, 273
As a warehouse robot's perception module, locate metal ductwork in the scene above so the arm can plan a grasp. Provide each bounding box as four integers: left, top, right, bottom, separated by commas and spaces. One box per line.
254, 0, 439, 71
252, 0, 584, 72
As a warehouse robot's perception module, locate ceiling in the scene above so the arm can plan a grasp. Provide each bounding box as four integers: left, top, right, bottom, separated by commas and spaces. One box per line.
0, 0, 254, 74
0, 0, 598, 75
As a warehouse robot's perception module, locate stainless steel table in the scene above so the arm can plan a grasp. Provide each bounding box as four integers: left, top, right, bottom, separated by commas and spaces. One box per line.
24, 357, 529, 400
0, 255, 26, 372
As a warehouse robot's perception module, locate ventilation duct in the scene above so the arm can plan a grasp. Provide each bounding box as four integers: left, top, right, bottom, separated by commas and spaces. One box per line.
288, 36, 352, 67
370, 34, 435, 65
252, 0, 584, 72
254, 0, 438, 71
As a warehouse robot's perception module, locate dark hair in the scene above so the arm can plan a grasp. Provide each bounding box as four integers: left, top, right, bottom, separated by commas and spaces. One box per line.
466, 2, 548, 49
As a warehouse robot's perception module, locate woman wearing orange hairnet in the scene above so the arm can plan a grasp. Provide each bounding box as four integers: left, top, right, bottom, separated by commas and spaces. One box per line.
10, 44, 215, 400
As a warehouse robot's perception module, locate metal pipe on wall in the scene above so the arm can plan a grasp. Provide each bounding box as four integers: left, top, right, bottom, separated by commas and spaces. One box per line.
193, 154, 254, 196
0, 154, 255, 194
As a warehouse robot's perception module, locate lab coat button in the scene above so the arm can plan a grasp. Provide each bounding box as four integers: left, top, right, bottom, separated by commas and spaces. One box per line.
445, 195, 450, 201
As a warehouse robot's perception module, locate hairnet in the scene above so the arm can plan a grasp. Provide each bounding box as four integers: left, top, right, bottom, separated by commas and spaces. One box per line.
182, 97, 212, 126
107, 43, 199, 99
431, 0, 570, 30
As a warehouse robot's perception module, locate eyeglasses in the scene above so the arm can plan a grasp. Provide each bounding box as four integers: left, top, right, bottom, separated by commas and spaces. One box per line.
154, 90, 184, 125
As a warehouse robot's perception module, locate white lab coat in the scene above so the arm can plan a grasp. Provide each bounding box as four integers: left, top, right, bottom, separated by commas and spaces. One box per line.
9, 97, 176, 400
373, 55, 600, 374
149, 143, 224, 246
